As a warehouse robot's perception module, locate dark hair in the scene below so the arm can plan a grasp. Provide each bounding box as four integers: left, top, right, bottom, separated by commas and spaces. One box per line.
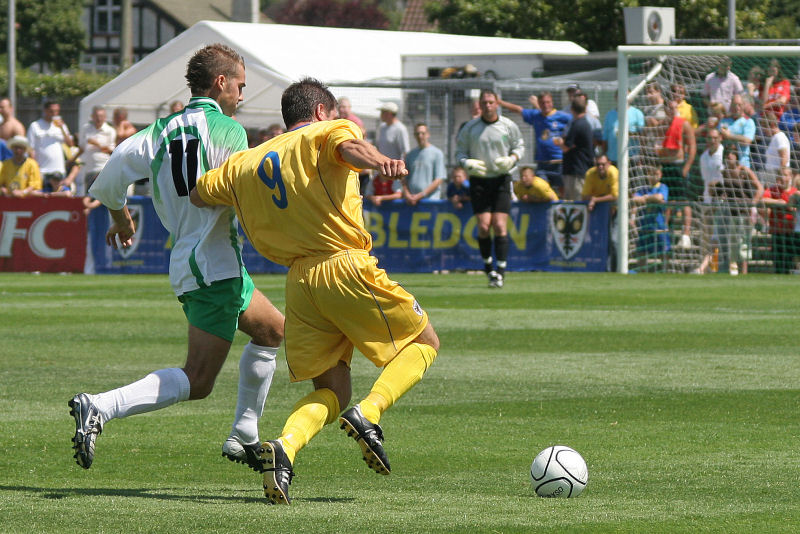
185, 43, 244, 95
43, 100, 59, 110
281, 77, 336, 128
571, 99, 586, 115
479, 89, 498, 100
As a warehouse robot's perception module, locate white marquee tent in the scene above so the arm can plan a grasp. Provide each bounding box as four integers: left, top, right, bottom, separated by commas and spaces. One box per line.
79, 21, 588, 130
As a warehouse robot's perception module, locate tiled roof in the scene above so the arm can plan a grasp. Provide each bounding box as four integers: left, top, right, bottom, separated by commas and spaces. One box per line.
399, 0, 437, 32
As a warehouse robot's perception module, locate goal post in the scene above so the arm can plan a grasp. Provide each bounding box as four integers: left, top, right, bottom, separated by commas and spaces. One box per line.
616, 45, 800, 274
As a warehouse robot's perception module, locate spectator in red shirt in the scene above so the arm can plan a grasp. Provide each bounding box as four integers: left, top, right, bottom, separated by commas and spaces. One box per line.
761, 59, 791, 120
364, 174, 402, 207
762, 166, 799, 273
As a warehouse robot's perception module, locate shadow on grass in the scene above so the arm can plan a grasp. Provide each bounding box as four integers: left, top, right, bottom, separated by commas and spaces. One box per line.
0, 485, 353, 505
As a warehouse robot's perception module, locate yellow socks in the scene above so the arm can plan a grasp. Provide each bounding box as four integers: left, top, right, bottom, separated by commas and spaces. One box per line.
358, 342, 437, 425
278, 387, 339, 464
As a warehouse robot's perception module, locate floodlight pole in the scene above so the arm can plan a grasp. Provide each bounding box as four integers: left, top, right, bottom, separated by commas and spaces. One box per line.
728, 0, 736, 45
8, 0, 16, 108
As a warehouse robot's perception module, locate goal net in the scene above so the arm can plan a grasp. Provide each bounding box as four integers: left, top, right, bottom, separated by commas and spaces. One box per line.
616, 46, 800, 274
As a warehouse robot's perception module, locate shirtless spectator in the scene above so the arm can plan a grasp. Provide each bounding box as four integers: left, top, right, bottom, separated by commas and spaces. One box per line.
0, 98, 26, 140
112, 107, 137, 145
658, 99, 697, 249
337, 96, 364, 134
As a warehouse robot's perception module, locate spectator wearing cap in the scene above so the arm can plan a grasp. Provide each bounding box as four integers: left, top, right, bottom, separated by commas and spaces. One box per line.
567, 84, 600, 122
554, 98, 594, 200
376, 101, 410, 167
0, 135, 42, 197
568, 85, 602, 144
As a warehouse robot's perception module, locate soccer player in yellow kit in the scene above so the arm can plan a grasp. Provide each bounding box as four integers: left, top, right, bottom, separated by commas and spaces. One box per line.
191, 78, 440, 505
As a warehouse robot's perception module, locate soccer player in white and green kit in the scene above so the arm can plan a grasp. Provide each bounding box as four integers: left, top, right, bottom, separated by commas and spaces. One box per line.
68, 44, 285, 476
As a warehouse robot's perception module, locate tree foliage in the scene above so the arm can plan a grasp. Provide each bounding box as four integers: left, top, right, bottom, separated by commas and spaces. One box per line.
426, 0, 785, 51
0, 0, 86, 71
273, 0, 390, 29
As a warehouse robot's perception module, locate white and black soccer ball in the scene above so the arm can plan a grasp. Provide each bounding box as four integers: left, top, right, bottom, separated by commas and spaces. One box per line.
530, 445, 588, 498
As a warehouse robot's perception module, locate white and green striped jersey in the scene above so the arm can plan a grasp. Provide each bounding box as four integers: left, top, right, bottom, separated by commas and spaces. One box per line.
90, 97, 249, 296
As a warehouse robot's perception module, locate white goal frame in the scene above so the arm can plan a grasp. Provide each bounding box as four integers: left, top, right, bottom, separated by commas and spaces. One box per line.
616, 45, 800, 273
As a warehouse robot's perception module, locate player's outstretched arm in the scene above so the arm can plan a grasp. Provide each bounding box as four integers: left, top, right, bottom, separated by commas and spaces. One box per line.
106, 206, 136, 249
338, 139, 408, 179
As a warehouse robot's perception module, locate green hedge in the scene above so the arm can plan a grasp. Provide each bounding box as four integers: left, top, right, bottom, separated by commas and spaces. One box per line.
0, 68, 113, 98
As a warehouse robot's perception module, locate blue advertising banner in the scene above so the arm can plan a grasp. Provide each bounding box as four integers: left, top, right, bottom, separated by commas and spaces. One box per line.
88, 197, 286, 275
88, 198, 610, 274
364, 200, 609, 272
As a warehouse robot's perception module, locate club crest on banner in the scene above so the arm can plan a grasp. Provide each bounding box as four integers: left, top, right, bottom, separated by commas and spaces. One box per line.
113, 204, 144, 259
550, 204, 587, 259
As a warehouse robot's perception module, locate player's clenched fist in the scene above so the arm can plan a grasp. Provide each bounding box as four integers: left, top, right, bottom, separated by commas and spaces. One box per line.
378, 158, 407, 179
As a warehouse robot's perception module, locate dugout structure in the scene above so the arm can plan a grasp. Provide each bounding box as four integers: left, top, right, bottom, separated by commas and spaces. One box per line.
617, 46, 800, 274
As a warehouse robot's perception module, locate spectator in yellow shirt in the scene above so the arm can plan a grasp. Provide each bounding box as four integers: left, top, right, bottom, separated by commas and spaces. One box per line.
672, 83, 699, 129
0, 135, 42, 197
582, 154, 618, 211
513, 165, 558, 202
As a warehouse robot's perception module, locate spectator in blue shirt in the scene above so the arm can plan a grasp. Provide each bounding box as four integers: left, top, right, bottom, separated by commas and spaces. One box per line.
498, 91, 571, 196
0, 138, 12, 162
631, 164, 670, 270
720, 94, 757, 169
446, 166, 471, 210
602, 91, 645, 165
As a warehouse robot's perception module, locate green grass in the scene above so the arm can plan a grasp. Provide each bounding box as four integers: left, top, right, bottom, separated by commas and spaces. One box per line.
1, 272, 799, 533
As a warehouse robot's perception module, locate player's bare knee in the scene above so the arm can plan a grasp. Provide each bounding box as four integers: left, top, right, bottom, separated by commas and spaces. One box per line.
185, 373, 216, 400
313, 361, 352, 412
415, 322, 440, 352
251, 325, 284, 348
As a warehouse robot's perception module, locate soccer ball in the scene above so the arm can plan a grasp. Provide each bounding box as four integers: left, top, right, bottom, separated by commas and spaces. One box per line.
530, 445, 588, 498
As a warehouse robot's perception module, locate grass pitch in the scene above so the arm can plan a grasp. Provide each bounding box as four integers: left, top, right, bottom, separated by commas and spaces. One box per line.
1, 272, 798, 533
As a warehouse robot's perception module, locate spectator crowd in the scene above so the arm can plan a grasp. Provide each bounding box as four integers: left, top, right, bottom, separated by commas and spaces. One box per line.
4, 56, 800, 274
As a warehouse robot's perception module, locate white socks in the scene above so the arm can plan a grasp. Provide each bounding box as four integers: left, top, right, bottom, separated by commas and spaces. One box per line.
92, 367, 191, 422
229, 342, 278, 445
88, 343, 276, 444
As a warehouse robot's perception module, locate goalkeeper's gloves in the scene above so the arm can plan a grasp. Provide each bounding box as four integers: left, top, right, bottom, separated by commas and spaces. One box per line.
463, 159, 487, 177
494, 155, 517, 173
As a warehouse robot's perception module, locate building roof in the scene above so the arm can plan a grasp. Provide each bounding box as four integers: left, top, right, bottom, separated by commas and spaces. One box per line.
80, 21, 589, 128
399, 0, 437, 32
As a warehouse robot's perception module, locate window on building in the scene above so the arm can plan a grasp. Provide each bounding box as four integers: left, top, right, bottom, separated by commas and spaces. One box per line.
94, 0, 122, 34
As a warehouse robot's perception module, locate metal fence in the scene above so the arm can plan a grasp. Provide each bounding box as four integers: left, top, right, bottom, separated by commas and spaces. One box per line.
331, 77, 619, 170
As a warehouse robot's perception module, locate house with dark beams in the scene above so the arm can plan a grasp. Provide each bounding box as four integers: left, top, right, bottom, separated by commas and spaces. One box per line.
81, 0, 264, 72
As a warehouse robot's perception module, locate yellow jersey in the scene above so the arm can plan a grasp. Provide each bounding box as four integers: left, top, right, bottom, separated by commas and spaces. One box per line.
582, 164, 619, 198
0, 157, 42, 193
513, 176, 557, 201
196, 119, 369, 266
677, 100, 699, 129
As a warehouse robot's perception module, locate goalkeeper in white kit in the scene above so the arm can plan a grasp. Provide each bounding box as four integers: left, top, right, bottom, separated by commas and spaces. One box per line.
68, 43, 285, 477
456, 89, 524, 288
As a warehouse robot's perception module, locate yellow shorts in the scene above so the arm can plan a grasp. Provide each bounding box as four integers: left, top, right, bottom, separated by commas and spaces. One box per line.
284, 249, 428, 382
